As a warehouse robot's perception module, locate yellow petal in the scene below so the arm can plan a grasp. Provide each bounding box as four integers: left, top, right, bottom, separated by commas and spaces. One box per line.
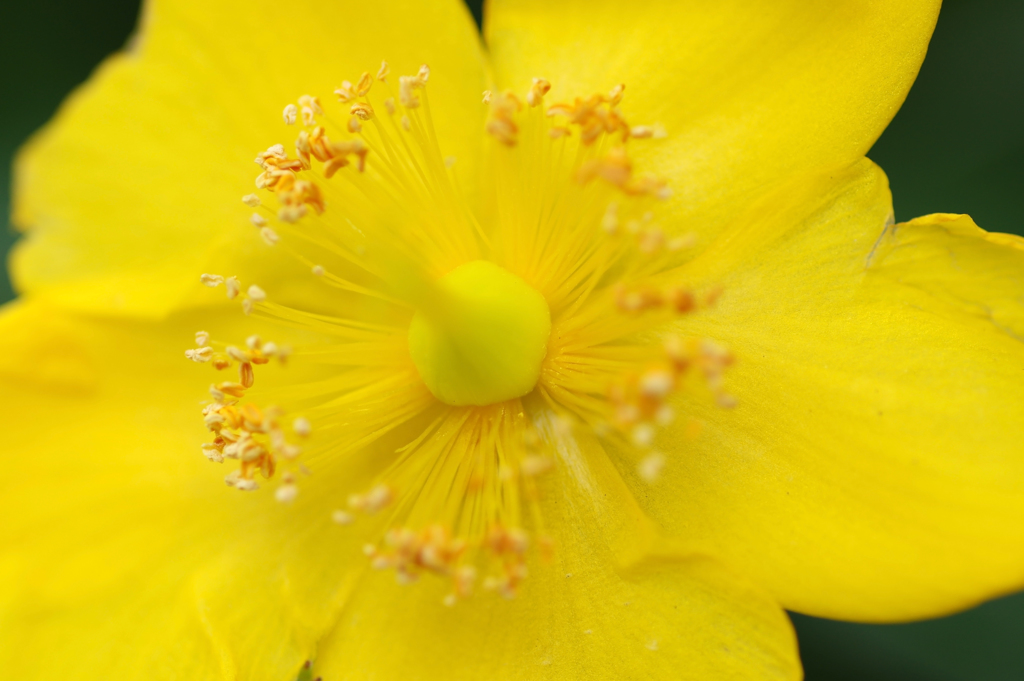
0, 302, 375, 680
11, 0, 488, 317
0, 304, 799, 679
644, 159, 1024, 622
485, 0, 940, 242
313, 419, 800, 680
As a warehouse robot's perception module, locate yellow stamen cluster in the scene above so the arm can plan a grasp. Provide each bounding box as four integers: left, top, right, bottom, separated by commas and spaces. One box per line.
185, 63, 732, 604
578, 146, 671, 199
186, 328, 304, 496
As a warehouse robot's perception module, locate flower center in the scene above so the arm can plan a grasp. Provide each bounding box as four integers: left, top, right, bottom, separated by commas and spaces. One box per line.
187, 62, 735, 603
408, 260, 551, 407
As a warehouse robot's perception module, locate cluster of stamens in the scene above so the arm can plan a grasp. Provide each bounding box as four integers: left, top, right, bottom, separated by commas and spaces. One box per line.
186, 327, 307, 496
181, 61, 732, 604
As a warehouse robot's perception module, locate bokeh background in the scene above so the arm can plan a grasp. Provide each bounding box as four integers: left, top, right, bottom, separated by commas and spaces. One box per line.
1, 1, 1022, 678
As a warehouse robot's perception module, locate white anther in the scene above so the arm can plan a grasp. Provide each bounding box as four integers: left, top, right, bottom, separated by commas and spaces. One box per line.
350, 102, 374, 120
242, 298, 254, 315
247, 284, 267, 302
200, 273, 224, 287
245, 335, 261, 350
482, 90, 492, 104
226, 346, 251, 362
242, 194, 261, 207
201, 445, 224, 463
234, 477, 260, 491
331, 509, 354, 525
225, 276, 241, 300
209, 385, 226, 402
204, 412, 226, 428
261, 342, 278, 356
637, 451, 665, 483
250, 213, 267, 227
377, 60, 390, 82
283, 103, 298, 125
417, 64, 430, 82
275, 484, 299, 503
260, 227, 279, 245
298, 94, 323, 115
278, 205, 307, 223
195, 330, 210, 346
631, 423, 655, 448
399, 76, 421, 108
311, 265, 325, 276
293, 417, 311, 437
301, 106, 316, 126
185, 347, 214, 363
639, 370, 674, 398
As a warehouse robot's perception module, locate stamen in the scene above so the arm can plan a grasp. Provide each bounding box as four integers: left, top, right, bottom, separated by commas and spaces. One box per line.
188, 65, 732, 604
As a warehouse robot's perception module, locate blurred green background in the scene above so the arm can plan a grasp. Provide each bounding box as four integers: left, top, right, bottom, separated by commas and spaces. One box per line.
1, 0, 1022, 678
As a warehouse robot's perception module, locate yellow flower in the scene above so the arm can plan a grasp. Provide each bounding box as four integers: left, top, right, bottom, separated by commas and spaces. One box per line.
2, 0, 1023, 679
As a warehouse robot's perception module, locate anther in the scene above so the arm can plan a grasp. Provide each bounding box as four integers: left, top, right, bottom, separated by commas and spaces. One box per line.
399, 75, 422, 108
239, 362, 254, 388
332, 510, 354, 525
376, 60, 390, 82
355, 72, 374, 97
298, 94, 323, 115
225, 276, 241, 300
283, 104, 298, 125
250, 213, 267, 228
185, 347, 214, 363
195, 330, 210, 346
242, 194, 261, 207
260, 227, 280, 245
293, 417, 311, 437
527, 77, 551, 107
275, 484, 298, 503
637, 451, 665, 483
201, 273, 224, 287
350, 102, 374, 120
226, 346, 251, 362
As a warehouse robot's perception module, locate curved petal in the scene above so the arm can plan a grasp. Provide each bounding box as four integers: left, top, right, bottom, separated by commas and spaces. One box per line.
313, 420, 800, 680
11, 0, 488, 317
485, 0, 940, 243
636, 159, 1024, 622
0, 303, 800, 680
0, 302, 379, 680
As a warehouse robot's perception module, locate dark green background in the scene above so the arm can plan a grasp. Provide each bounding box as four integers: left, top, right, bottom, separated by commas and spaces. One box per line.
1, 1, 1022, 678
